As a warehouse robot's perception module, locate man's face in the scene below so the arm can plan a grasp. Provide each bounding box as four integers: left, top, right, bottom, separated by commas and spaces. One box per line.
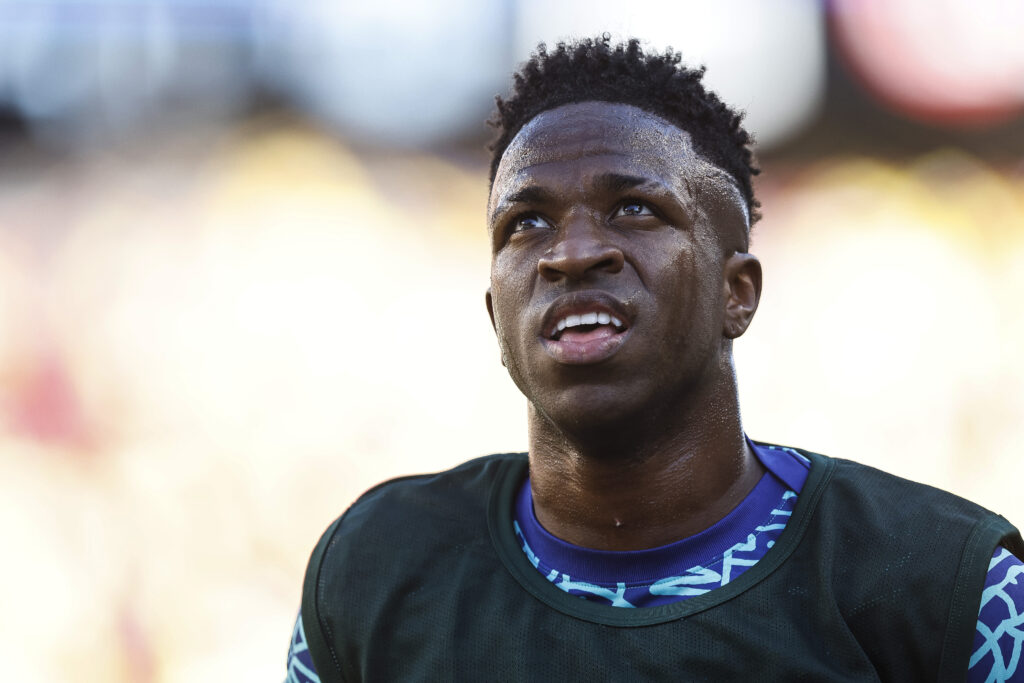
486, 101, 754, 432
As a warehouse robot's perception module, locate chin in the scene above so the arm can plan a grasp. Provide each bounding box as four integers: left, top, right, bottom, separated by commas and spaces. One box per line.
531, 385, 652, 439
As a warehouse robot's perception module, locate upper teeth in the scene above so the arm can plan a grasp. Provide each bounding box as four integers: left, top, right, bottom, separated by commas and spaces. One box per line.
554, 312, 623, 333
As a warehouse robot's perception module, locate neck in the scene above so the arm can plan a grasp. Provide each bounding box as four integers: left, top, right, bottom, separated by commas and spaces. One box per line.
526, 366, 763, 551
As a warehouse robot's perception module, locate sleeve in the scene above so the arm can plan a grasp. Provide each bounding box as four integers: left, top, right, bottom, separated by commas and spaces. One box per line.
967, 546, 1024, 682
286, 609, 322, 683
300, 515, 348, 683
284, 610, 319, 683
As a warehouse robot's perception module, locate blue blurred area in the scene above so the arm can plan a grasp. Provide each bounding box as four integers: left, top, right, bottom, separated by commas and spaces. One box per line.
0, 0, 518, 147
0, 0, 255, 146
1, 0, 1023, 153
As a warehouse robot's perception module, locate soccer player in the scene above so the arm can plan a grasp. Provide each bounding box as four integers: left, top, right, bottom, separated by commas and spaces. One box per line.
287, 37, 1024, 682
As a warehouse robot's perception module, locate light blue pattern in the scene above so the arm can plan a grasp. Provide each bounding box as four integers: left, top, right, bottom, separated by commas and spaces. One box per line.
514, 489, 798, 606
286, 611, 321, 683
970, 548, 1024, 682
649, 567, 723, 597
651, 493, 794, 595
557, 576, 634, 607
760, 444, 811, 467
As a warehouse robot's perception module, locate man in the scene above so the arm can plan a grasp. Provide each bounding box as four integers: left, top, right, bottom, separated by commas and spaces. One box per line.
287, 37, 1024, 682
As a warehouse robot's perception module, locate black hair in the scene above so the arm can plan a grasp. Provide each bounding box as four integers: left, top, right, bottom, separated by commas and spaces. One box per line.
488, 35, 760, 224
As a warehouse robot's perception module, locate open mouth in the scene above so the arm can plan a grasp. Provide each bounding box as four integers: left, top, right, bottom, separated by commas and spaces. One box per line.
549, 311, 627, 343
541, 295, 633, 365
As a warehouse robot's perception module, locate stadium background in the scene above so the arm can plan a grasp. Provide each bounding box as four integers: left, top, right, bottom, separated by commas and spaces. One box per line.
0, 1, 1022, 680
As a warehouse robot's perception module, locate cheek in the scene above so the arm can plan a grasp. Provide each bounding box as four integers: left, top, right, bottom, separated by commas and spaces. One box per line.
489, 266, 527, 343
491, 248, 533, 301
487, 281, 532, 390
649, 237, 698, 307
648, 237, 722, 334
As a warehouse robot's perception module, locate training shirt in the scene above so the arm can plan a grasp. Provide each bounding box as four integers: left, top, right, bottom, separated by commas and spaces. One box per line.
286, 443, 1024, 682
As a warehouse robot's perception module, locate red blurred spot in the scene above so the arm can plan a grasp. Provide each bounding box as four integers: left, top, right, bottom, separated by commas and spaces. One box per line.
10, 351, 91, 448
831, 0, 1024, 127
119, 600, 156, 683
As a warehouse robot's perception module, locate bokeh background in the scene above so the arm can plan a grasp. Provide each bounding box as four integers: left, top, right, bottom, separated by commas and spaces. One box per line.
1, 1, 1023, 680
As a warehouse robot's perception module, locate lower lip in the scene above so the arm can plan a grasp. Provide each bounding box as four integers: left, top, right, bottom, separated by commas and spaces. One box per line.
541, 328, 630, 365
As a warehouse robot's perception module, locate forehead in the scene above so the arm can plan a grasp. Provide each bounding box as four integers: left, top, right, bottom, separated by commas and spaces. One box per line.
499, 102, 692, 174
490, 101, 746, 221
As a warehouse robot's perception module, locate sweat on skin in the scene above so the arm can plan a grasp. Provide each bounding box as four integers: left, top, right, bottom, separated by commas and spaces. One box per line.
485, 101, 763, 552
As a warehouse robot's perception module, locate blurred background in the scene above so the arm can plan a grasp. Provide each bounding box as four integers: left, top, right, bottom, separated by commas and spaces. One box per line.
0, 0, 1022, 680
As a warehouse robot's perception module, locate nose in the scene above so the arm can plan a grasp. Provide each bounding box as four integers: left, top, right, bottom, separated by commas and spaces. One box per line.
537, 216, 624, 282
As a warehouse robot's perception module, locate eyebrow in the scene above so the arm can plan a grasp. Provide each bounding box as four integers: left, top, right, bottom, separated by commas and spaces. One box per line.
489, 186, 554, 224
504, 186, 553, 208
490, 173, 653, 223
592, 173, 648, 194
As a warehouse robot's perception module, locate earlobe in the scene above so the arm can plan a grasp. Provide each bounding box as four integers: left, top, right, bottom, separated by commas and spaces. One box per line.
722, 253, 762, 339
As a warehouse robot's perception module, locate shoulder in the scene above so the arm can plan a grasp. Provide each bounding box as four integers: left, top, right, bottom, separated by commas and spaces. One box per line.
340, 452, 525, 525
757, 445, 1023, 582
311, 452, 526, 556
299, 452, 527, 682
791, 448, 1022, 563
303, 452, 527, 588
786, 448, 1023, 678
797, 448, 1010, 530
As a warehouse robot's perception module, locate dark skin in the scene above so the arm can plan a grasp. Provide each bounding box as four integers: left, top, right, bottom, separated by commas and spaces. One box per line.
486, 102, 764, 551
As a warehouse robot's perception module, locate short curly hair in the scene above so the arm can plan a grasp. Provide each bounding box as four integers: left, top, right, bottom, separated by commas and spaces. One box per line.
488, 36, 760, 224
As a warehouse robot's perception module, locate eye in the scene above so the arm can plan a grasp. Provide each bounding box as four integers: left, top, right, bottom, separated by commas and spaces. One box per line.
614, 200, 654, 217
513, 213, 553, 232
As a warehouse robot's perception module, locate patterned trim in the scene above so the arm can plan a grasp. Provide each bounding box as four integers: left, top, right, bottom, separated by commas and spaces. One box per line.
969, 548, 1024, 682
286, 611, 321, 683
513, 490, 798, 607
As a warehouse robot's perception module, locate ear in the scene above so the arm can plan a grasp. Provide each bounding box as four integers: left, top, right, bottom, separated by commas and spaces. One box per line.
485, 288, 506, 367
722, 252, 762, 339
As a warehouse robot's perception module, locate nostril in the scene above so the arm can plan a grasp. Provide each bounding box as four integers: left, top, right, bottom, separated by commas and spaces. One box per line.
537, 243, 625, 281
598, 251, 625, 274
